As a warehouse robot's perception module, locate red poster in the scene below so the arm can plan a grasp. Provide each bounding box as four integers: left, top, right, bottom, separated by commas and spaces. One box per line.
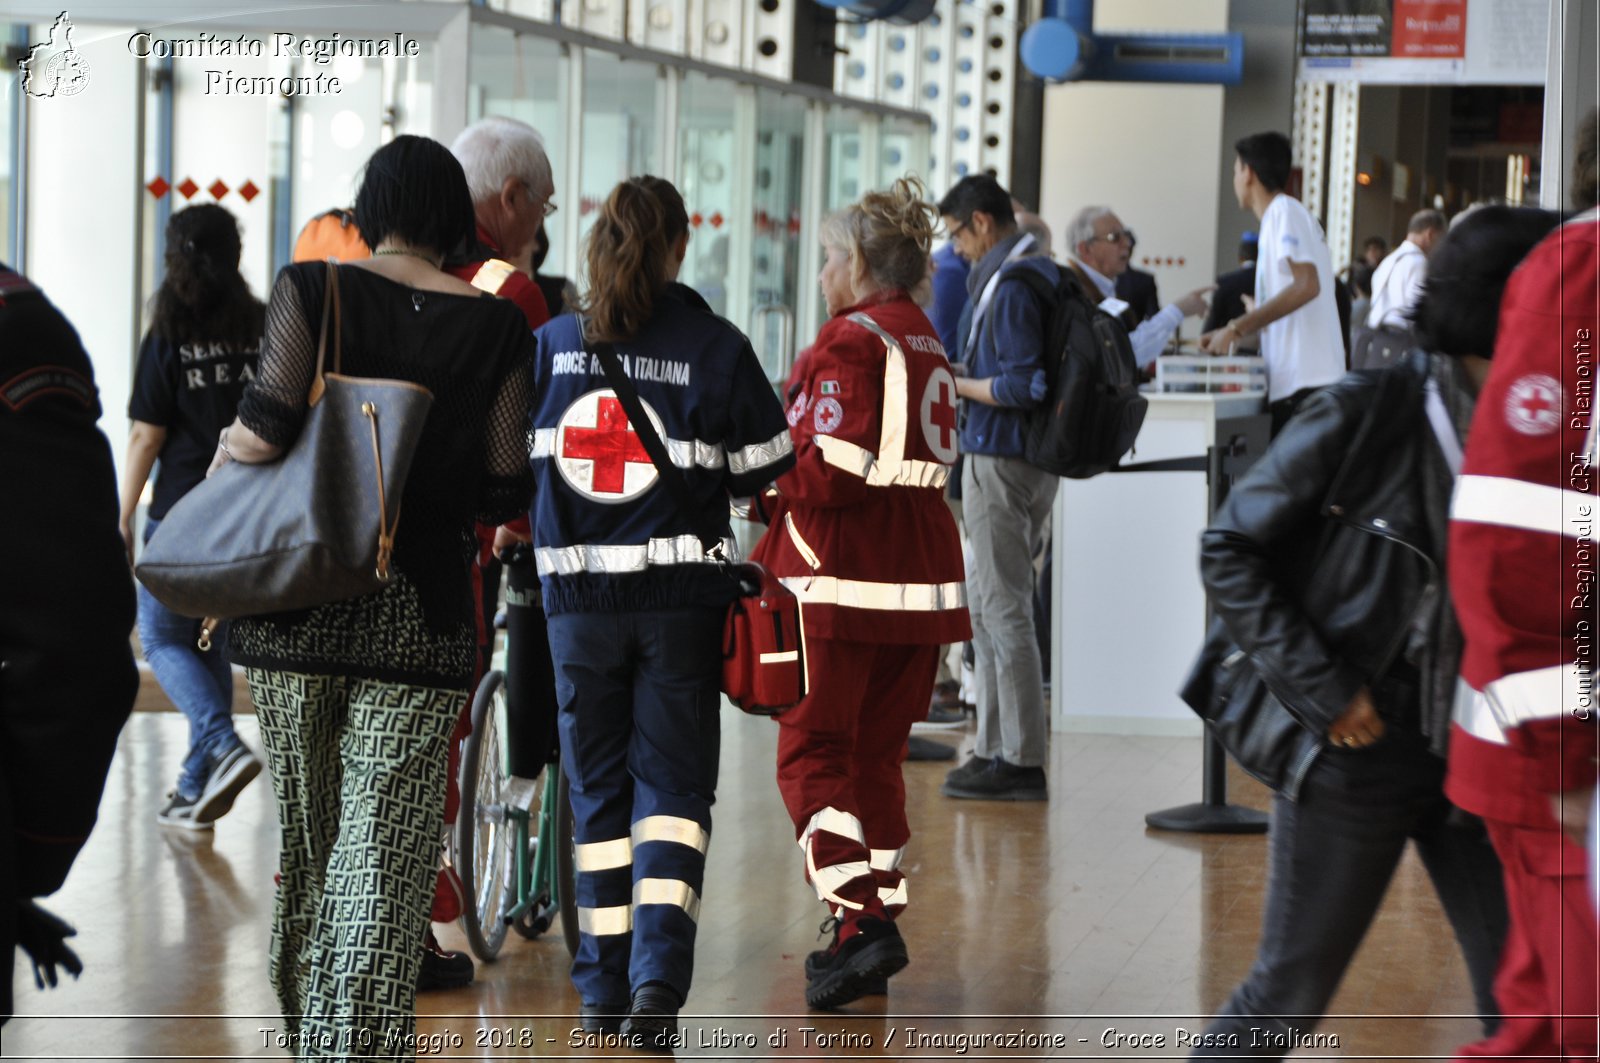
1391, 0, 1467, 58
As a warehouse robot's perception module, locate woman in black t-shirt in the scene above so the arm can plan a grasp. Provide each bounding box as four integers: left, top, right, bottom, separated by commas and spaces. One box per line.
120, 203, 264, 832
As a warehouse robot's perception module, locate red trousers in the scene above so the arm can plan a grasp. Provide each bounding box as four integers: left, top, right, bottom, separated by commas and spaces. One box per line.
1457, 818, 1599, 1061
775, 638, 939, 922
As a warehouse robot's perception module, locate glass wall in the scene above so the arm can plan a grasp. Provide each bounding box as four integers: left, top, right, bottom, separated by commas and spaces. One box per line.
577, 50, 663, 277
676, 70, 738, 317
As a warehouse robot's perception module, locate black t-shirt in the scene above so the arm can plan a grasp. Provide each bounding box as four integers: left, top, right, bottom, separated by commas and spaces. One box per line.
128, 332, 260, 518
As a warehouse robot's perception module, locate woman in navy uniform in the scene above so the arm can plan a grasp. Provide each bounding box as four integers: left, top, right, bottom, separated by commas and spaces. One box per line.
751, 177, 970, 1009
528, 176, 793, 1047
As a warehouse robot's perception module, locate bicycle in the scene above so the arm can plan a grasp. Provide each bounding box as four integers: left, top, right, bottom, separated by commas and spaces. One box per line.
453, 545, 578, 961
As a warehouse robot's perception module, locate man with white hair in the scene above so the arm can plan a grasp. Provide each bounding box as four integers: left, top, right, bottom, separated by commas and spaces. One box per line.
1066, 205, 1210, 369
448, 114, 557, 327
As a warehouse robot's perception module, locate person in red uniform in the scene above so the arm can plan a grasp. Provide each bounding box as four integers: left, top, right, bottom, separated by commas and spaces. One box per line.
752, 177, 971, 1010
1448, 113, 1600, 1061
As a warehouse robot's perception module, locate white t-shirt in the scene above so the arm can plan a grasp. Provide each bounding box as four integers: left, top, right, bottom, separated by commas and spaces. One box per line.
1365, 238, 1427, 329
1255, 194, 1346, 402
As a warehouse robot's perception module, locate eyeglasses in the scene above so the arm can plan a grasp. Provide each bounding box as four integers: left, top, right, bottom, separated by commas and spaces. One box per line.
1093, 228, 1136, 246
541, 198, 558, 219
526, 180, 558, 218
944, 218, 970, 240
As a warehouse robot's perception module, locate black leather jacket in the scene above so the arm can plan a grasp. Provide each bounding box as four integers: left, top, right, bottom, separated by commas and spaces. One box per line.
1194, 352, 1457, 798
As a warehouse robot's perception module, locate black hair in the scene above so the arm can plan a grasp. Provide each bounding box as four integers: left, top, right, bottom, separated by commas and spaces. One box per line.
1234, 131, 1292, 194
1574, 107, 1598, 210
354, 134, 476, 260
1411, 206, 1562, 358
1348, 261, 1375, 300
532, 222, 550, 272
149, 203, 263, 348
936, 175, 1015, 229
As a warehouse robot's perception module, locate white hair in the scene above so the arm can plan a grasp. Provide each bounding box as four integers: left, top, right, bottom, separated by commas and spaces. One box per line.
1067, 205, 1116, 252
450, 116, 553, 205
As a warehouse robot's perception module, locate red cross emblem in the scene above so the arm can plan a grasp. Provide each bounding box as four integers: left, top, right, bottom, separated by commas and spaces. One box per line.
1505, 374, 1563, 436
920, 367, 960, 463
555, 390, 663, 502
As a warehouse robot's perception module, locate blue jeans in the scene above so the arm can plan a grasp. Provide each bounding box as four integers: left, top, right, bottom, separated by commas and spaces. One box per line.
1193, 731, 1507, 1058
139, 516, 238, 797
548, 606, 723, 1008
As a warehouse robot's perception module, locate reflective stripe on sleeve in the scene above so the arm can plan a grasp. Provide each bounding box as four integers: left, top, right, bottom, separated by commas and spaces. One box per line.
469, 258, 516, 295
1453, 679, 1510, 746
1451, 474, 1593, 538
1486, 664, 1593, 728
578, 904, 632, 936
574, 836, 632, 873
781, 575, 966, 613
728, 430, 794, 476
535, 535, 740, 576
631, 815, 709, 854
634, 878, 702, 921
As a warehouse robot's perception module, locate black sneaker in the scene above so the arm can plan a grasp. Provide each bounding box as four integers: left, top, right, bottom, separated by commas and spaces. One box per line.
416, 928, 473, 991
805, 916, 908, 1010
804, 919, 888, 995
912, 703, 967, 731
942, 754, 992, 787
906, 735, 957, 761
579, 1001, 628, 1034
192, 742, 262, 824
941, 757, 1047, 801
156, 790, 212, 830
620, 981, 680, 1051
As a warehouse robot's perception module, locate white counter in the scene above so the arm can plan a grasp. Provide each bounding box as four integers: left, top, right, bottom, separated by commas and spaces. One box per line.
1050, 391, 1266, 736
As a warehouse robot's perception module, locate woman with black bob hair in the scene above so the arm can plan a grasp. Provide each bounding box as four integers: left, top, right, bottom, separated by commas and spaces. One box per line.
527, 176, 793, 1048
121, 203, 265, 831
211, 134, 535, 1057
1184, 204, 1563, 1060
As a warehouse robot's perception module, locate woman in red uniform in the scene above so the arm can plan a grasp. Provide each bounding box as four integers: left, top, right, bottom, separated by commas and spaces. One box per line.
752, 177, 970, 1010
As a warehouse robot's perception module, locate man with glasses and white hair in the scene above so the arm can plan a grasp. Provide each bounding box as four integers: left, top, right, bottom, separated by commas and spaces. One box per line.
448, 114, 557, 329
1066, 205, 1211, 370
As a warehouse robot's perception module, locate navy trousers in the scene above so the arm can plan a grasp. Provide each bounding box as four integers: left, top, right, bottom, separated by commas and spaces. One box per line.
547, 607, 723, 1008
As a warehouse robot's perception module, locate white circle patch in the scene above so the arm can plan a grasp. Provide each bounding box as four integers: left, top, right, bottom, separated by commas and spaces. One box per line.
920, 366, 960, 463
554, 389, 666, 503
813, 397, 844, 435
1505, 374, 1564, 436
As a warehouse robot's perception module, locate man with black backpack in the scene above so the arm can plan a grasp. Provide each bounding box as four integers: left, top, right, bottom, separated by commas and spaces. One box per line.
936, 176, 1060, 801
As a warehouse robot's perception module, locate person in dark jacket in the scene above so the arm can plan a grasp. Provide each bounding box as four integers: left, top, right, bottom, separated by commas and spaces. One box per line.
0, 265, 137, 1022
529, 176, 793, 1048
1184, 206, 1563, 1059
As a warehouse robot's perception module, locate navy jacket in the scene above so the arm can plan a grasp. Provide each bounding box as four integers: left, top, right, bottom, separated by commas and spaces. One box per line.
956, 255, 1057, 459
529, 285, 795, 615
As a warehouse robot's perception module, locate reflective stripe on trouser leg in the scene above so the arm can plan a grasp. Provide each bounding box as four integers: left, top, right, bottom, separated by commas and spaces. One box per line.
870, 846, 908, 917
799, 806, 879, 914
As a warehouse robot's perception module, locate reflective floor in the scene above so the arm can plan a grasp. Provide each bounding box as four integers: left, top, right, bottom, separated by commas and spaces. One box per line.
5, 698, 1484, 1060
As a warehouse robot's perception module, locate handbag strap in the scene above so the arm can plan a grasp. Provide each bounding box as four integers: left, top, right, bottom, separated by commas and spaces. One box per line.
589, 338, 726, 559
308, 262, 342, 406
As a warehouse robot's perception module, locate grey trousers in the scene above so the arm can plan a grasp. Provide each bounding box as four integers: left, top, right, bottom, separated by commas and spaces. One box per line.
961, 453, 1058, 768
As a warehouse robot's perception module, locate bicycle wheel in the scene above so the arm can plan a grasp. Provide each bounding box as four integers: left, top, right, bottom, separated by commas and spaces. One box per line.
557, 764, 579, 958
455, 670, 512, 961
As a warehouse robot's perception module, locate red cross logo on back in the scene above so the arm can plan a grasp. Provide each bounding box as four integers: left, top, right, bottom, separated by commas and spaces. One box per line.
920, 367, 960, 463
1505, 374, 1563, 437
555, 390, 664, 502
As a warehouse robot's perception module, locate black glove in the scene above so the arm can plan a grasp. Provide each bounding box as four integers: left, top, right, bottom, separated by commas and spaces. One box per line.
14, 901, 83, 990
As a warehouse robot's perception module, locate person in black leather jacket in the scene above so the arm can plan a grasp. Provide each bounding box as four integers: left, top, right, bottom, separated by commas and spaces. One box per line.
1186, 206, 1563, 1059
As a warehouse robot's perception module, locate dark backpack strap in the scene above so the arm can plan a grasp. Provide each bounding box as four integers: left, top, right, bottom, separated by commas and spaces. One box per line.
590, 340, 725, 558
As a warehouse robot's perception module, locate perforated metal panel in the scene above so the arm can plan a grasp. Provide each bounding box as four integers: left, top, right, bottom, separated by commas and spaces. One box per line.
1292, 79, 1328, 224
1325, 82, 1360, 270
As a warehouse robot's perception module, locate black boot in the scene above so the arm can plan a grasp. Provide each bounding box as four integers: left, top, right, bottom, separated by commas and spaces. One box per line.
620, 981, 680, 1051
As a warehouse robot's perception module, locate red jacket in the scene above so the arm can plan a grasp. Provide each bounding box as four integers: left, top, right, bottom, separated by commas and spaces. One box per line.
751, 292, 970, 645
1446, 209, 1600, 826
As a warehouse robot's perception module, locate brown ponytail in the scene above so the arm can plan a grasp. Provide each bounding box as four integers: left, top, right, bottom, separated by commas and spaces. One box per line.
576, 175, 690, 343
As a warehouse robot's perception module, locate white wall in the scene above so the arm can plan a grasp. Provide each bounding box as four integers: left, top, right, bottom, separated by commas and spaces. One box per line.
1037, 0, 1230, 333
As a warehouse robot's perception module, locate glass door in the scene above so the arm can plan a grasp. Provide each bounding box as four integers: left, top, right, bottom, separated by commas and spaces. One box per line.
675, 71, 738, 318
746, 87, 807, 387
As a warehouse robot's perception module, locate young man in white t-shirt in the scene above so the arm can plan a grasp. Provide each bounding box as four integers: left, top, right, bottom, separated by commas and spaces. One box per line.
1200, 131, 1347, 434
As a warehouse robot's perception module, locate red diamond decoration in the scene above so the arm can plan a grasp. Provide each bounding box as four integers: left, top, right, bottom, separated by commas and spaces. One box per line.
145, 176, 170, 199
237, 179, 260, 203
787, 214, 801, 236
208, 179, 230, 200
709, 212, 724, 229
690, 212, 703, 229
177, 177, 199, 199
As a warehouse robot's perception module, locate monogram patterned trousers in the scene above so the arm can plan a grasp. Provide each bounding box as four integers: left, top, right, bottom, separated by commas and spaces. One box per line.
248, 668, 463, 1061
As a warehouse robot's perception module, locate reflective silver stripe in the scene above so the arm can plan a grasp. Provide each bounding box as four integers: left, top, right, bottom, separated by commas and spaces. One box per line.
634, 877, 702, 921
847, 313, 910, 469
802, 806, 866, 845
781, 575, 966, 613
574, 836, 632, 873
469, 258, 517, 295
535, 535, 740, 576
1486, 664, 1592, 728
807, 859, 872, 909
868, 846, 904, 871
631, 815, 709, 854
531, 427, 724, 470
814, 435, 951, 488
578, 904, 632, 936
785, 512, 822, 570
1454, 679, 1511, 746
878, 881, 909, 908
760, 650, 799, 663
1452, 475, 1593, 538
728, 429, 794, 476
